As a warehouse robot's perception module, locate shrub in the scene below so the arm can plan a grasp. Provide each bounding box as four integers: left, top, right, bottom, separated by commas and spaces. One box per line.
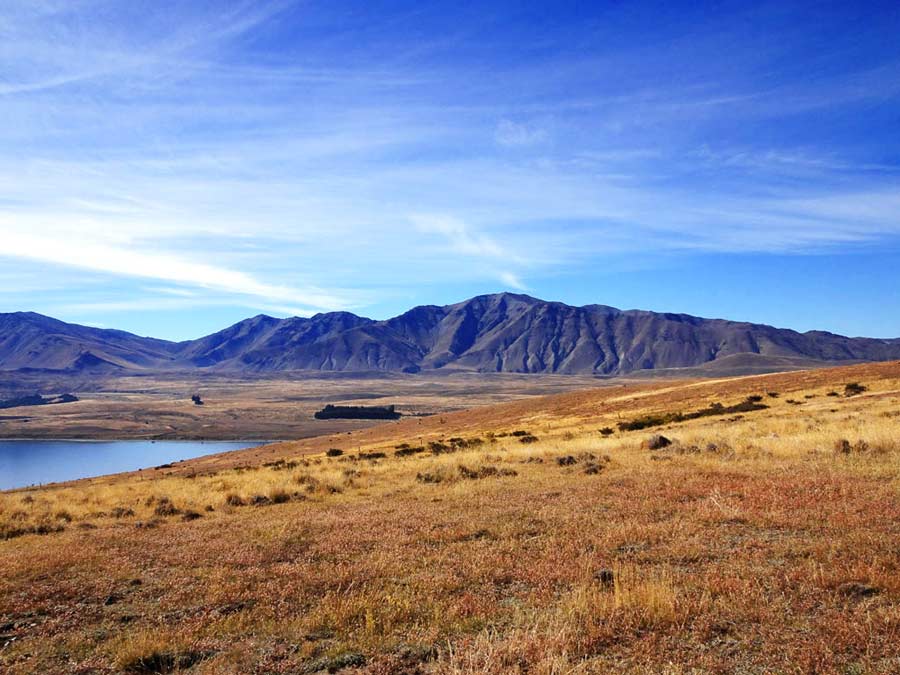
395, 445, 425, 457
225, 493, 245, 507
264, 459, 298, 470
844, 382, 867, 397
599, 427, 615, 436
269, 489, 291, 504
153, 498, 179, 517
416, 472, 444, 484
429, 441, 452, 454
511, 430, 530, 437
518, 434, 539, 444
181, 510, 202, 521
457, 465, 518, 480
326, 448, 343, 457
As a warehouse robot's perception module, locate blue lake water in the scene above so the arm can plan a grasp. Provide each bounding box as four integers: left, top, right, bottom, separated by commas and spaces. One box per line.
0, 440, 261, 491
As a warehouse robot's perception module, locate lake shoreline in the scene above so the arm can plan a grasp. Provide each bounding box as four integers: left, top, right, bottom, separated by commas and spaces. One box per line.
0, 439, 272, 493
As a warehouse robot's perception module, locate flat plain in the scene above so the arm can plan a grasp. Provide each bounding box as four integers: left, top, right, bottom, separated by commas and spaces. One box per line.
1, 361, 899, 673
0, 371, 605, 441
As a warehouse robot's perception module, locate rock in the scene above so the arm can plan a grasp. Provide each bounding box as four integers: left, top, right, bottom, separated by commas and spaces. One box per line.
642, 434, 672, 450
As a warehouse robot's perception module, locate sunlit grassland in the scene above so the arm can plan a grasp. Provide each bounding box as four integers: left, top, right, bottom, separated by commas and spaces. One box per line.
1, 363, 899, 673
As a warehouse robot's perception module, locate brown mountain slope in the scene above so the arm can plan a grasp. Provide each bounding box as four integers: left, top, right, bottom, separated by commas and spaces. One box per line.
2, 294, 900, 376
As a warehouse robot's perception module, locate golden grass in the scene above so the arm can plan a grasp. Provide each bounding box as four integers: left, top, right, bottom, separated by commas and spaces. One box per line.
1, 361, 899, 673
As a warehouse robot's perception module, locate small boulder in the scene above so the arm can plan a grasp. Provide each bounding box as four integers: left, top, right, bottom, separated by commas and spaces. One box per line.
642, 434, 672, 450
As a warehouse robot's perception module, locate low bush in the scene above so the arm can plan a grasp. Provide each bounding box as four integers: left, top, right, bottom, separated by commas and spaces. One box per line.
153, 498, 179, 517
429, 441, 452, 454
225, 493, 245, 507
269, 488, 292, 504
457, 465, 518, 480
844, 382, 867, 397
395, 445, 425, 457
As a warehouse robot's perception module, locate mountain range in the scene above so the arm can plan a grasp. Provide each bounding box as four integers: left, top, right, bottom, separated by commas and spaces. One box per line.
2, 293, 899, 376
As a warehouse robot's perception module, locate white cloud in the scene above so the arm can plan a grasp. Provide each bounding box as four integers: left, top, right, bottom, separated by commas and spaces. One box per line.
499, 271, 527, 291
410, 213, 506, 258
50, 297, 315, 318
0, 230, 344, 312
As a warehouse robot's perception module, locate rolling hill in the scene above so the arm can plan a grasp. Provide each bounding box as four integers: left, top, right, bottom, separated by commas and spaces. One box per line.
2, 293, 900, 376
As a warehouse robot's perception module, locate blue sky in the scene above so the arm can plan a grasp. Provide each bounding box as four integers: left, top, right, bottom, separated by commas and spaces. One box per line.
1, 0, 899, 340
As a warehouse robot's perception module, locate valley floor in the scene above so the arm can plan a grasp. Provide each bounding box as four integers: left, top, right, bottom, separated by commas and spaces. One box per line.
0, 371, 605, 441
1, 361, 899, 673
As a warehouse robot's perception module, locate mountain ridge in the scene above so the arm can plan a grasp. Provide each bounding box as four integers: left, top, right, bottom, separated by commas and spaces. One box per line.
1, 293, 899, 376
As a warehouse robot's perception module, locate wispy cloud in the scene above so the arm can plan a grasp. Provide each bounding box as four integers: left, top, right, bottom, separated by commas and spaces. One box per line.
410, 214, 506, 258
0, 229, 344, 312
494, 119, 548, 147
499, 271, 528, 291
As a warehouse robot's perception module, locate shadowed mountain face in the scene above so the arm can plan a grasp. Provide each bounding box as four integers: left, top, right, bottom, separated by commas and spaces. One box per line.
2, 294, 900, 376
0, 312, 176, 372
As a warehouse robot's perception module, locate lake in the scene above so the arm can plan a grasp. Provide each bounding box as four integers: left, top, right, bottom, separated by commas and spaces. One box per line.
0, 440, 261, 491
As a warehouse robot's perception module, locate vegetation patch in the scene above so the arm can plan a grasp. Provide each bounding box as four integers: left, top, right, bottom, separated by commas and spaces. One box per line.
618, 396, 768, 431
300, 651, 365, 674
457, 464, 518, 480
844, 382, 867, 397
120, 649, 214, 674
395, 445, 426, 457
152, 498, 180, 517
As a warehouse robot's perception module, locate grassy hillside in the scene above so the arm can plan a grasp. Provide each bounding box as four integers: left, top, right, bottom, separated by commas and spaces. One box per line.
2, 361, 899, 673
